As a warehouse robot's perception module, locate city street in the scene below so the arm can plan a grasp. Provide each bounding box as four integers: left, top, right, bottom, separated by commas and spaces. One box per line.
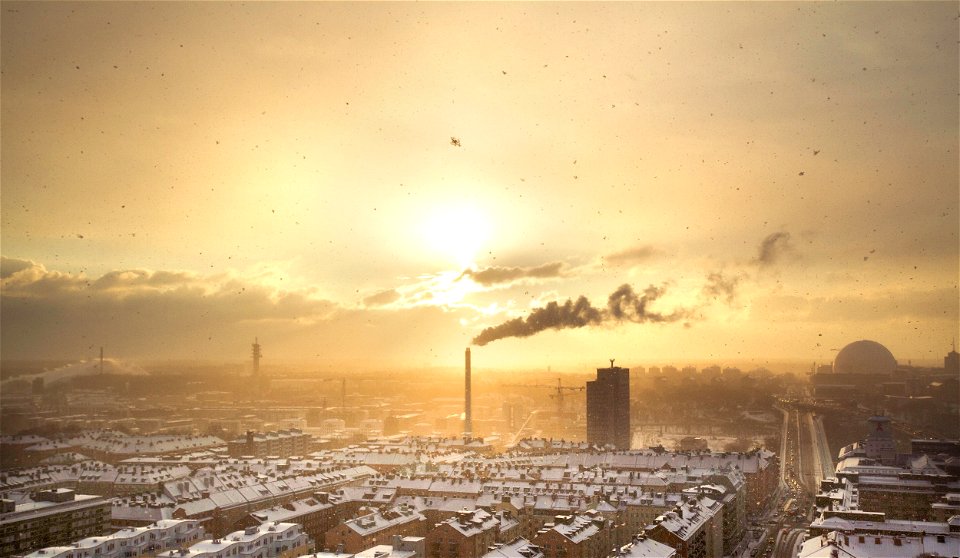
761, 404, 833, 558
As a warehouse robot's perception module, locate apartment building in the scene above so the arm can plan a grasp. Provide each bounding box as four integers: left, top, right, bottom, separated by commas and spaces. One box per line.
227, 431, 311, 459
0, 489, 111, 556
480, 538, 544, 558
17, 519, 204, 558
426, 509, 499, 558
156, 522, 309, 558
324, 505, 426, 554
532, 513, 613, 558
646, 496, 722, 558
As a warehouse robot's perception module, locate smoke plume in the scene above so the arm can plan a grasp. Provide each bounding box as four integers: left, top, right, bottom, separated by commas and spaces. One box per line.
702, 271, 741, 304
472, 231, 801, 346
472, 295, 602, 346
755, 232, 795, 266
472, 283, 688, 346
607, 284, 687, 322
1, 358, 148, 388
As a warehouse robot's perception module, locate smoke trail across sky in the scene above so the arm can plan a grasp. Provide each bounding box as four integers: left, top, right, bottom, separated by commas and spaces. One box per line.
472, 284, 687, 346
471, 231, 805, 346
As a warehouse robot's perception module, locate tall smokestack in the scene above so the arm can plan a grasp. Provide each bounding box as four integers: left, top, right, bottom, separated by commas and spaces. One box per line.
100, 347, 104, 375
465, 347, 472, 439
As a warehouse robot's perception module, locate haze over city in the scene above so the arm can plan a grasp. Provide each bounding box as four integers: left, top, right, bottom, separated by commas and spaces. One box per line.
2, 2, 957, 370
2, 5, 960, 558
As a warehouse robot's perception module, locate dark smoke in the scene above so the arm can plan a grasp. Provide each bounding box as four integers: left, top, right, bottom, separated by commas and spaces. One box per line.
471, 296, 602, 346
607, 284, 686, 322
702, 271, 741, 304
755, 232, 794, 266
472, 283, 688, 346
472, 231, 799, 346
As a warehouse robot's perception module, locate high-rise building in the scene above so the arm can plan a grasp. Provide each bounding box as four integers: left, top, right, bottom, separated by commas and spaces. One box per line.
945, 344, 959, 373
586, 361, 630, 449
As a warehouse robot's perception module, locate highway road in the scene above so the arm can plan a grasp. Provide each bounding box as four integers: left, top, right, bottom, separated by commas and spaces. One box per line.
762, 404, 833, 558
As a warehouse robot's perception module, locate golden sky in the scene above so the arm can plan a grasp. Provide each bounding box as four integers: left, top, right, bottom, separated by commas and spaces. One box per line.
2, 2, 957, 369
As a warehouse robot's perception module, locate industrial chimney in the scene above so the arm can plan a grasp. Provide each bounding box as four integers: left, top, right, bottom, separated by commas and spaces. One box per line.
464, 347, 472, 439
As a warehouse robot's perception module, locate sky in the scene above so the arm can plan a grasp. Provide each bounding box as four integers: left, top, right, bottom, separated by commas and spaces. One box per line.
2, 2, 958, 370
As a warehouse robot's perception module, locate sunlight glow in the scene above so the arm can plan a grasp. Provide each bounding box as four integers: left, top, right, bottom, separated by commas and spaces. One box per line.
405, 270, 481, 308
420, 205, 492, 268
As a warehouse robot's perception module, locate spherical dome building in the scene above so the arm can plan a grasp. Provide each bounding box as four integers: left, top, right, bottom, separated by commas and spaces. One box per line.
833, 340, 897, 375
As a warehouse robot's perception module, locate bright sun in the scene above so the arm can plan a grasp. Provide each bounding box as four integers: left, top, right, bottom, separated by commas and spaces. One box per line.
420, 205, 491, 268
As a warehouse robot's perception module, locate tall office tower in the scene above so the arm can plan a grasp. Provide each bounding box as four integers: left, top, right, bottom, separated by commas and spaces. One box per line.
945, 342, 959, 373
586, 360, 630, 449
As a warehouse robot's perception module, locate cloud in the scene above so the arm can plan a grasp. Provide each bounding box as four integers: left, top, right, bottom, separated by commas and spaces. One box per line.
1, 260, 339, 359
472, 283, 691, 346
0, 259, 487, 363
459, 262, 565, 286
1, 256, 35, 279
603, 245, 662, 266
755, 232, 797, 267
363, 289, 401, 307
91, 269, 198, 290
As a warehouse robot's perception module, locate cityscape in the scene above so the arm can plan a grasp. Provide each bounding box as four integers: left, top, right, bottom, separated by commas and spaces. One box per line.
1, 342, 958, 558
2, 3, 958, 558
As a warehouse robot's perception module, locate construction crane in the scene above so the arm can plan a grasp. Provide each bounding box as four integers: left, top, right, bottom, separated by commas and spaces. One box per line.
503, 377, 585, 417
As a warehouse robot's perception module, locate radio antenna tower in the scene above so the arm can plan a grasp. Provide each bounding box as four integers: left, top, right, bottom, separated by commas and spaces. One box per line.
252, 338, 262, 377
